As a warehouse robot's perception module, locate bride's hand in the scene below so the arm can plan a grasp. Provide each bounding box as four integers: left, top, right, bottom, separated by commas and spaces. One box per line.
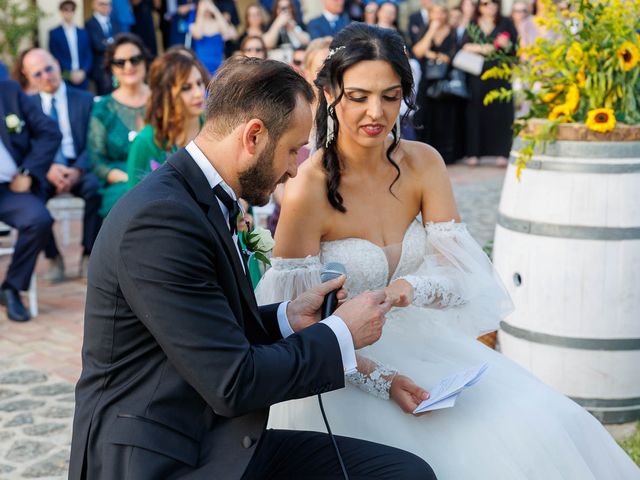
390, 375, 430, 416
385, 279, 413, 308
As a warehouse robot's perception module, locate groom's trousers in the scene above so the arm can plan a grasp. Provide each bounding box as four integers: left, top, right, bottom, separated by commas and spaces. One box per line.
242, 429, 436, 479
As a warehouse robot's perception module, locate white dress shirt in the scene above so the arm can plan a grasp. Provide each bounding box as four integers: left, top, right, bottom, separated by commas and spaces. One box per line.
185, 141, 357, 374
62, 23, 80, 71
0, 139, 17, 183
322, 10, 340, 28
40, 82, 77, 160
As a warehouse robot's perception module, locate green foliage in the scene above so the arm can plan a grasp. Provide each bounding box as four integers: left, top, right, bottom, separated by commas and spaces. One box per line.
620, 423, 640, 466
0, 0, 43, 64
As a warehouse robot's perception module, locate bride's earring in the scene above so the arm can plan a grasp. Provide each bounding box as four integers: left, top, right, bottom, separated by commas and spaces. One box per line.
394, 116, 402, 139
326, 106, 336, 148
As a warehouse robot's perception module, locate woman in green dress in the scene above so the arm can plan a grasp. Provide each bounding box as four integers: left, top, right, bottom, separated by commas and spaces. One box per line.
88, 33, 150, 217
127, 51, 208, 188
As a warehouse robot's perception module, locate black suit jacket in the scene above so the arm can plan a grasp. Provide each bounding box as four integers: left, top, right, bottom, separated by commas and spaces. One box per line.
408, 10, 428, 47
0, 80, 61, 193
85, 16, 121, 84
32, 86, 94, 172
69, 149, 345, 479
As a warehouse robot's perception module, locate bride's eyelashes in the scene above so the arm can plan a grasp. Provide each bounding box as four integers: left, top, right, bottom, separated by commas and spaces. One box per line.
346, 94, 402, 103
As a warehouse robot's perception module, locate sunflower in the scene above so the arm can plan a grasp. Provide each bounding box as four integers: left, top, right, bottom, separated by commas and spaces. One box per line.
548, 104, 573, 122
564, 84, 580, 112
576, 70, 586, 88
585, 108, 616, 132
541, 85, 564, 103
617, 41, 640, 72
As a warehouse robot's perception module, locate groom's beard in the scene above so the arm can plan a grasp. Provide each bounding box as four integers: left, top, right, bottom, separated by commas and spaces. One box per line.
238, 138, 282, 206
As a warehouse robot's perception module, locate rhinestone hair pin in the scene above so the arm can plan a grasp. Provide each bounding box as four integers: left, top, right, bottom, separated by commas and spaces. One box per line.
326, 45, 346, 60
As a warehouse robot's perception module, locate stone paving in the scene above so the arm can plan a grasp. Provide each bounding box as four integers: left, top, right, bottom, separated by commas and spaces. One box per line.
0, 165, 506, 479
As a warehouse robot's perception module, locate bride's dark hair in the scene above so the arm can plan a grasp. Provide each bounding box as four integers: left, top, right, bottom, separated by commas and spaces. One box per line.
315, 23, 416, 213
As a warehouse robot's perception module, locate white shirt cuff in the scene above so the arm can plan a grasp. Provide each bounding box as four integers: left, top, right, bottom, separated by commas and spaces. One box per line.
320, 315, 357, 374
277, 301, 295, 338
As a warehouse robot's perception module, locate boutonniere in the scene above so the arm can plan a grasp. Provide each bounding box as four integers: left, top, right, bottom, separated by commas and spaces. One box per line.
239, 225, 275, 267
5, 114, 25, 134
128, 130, 138, 142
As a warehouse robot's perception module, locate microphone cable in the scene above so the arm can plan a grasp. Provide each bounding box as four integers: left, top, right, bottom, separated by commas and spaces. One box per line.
318, 393, 349, 480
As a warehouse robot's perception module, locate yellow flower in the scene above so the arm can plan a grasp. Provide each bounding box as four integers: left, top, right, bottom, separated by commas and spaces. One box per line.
576, 70, 586, 88
541, 85, 564, 103
548, 104, 573, 122
565, 84, 580, 112
566, 42, 584, 64
617, 41, 640, 71
585, 108, 616, 132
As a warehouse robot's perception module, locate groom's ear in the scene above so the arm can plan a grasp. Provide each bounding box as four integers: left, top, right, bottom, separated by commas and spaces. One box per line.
241, 119, 267, 156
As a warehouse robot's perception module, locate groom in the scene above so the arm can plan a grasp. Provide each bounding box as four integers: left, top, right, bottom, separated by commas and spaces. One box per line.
69, 57, 435, 479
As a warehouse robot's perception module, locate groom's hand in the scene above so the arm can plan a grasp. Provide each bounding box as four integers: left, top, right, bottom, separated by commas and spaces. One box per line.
286, 275, 348, 332
390, 374, 430, 416
334, 290, 391, 349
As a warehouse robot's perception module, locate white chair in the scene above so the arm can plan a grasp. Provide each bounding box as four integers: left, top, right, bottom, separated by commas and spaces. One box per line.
0, 222, 38, 318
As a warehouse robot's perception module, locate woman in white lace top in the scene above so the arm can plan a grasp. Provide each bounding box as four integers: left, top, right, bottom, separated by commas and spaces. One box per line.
255, 23, 640, 479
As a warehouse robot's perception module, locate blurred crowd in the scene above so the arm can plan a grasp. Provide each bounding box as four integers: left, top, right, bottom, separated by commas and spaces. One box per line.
0, 0, 550, 322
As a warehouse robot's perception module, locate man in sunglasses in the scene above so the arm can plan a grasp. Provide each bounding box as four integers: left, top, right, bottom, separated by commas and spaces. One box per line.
22, 49, 102, 282
0, 79, 61, 322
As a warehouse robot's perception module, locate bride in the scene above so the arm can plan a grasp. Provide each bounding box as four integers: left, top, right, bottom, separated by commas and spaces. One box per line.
255, 23, 640, 479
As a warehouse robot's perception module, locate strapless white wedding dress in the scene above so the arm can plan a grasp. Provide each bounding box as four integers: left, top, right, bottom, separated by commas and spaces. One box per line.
255, 220, 639, 479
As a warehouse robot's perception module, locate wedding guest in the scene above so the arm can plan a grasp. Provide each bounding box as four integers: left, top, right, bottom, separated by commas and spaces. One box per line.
110, 0, 135, 32
167, 0, 197, 47
240, 35, 268, 59
511, 0, 539, 50
48, 0, 93, 90
0, 62, 8, 80
408, 0, 431, 47
0, 80, 60, 322
86, 0, 122, 94
307, 0, 351, 39
89, 33, 149, 217
263, 0, 309, 50
127, 52, 207, 188
22, 49, 102, 279
289, 46, 306, 75
412, 2, 462, 164
190, 0, 238, 75
376, 1, 400, 31
237, 3, 268, 48
131, 0, 158, 56
363, 1, 378, 25
11, 49, 39, 95
462, 0, 517, 166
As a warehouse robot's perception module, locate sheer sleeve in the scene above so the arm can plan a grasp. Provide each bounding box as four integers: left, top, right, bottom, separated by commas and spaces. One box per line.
255, 257, 398, 400
254, 256, 323, 305
399, 221, 514, 337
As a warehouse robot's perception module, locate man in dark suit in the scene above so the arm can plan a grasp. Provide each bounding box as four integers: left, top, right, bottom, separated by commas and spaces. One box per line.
85, 0, 121, 94
408, 0, 431, 48
22, 49, 102, 280
0, 80, 61, 322
69, 57, 435, 479
48, 0, 93, 90
307, 0, 351, 39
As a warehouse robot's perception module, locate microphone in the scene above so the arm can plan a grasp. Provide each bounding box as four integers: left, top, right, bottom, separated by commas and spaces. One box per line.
320, 262, 346, 319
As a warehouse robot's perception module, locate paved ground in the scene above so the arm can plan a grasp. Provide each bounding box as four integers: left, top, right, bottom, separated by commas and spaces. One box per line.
0, 164, 516, 478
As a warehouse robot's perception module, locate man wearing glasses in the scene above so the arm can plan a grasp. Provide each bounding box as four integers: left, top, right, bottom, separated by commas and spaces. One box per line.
86, 0, 122, 94
48, 0, 93, 90
21, 49, 102, 282
0, 79, 61, 322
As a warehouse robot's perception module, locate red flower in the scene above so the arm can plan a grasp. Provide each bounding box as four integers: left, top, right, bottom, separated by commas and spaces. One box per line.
494, 31, 511, 49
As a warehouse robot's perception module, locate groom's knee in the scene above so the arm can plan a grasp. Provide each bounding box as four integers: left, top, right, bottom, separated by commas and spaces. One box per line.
397, 451, 437, 480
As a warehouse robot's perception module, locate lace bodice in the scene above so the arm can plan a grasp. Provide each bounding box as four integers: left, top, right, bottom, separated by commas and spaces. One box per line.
319, 220, 426, 296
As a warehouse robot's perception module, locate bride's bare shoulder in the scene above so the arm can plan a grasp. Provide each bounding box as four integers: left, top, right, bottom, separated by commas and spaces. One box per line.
284, 150, 328, 203
398, 140, 448, 177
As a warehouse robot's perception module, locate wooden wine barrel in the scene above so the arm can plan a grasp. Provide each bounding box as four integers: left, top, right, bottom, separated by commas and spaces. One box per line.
493, 128, 640, 424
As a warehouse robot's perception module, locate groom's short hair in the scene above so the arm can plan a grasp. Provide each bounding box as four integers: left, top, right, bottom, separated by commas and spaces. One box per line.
204, 56, 314, 142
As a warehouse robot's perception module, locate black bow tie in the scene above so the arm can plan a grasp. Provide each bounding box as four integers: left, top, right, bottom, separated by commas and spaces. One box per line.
212, 184, 241, 234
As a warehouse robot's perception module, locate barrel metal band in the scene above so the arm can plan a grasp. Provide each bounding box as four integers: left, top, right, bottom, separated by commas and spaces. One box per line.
570, 396, 640, 408
497, 213, 640, 240
508, 157, 640, 173
500, 321, 640, 350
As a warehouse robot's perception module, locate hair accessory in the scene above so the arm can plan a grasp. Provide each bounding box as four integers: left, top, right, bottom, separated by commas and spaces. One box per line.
326, 45, 346, 60
326, 105, 336, 148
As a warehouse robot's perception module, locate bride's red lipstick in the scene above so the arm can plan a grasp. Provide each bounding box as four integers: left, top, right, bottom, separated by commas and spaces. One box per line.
361, 123, 385, 136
